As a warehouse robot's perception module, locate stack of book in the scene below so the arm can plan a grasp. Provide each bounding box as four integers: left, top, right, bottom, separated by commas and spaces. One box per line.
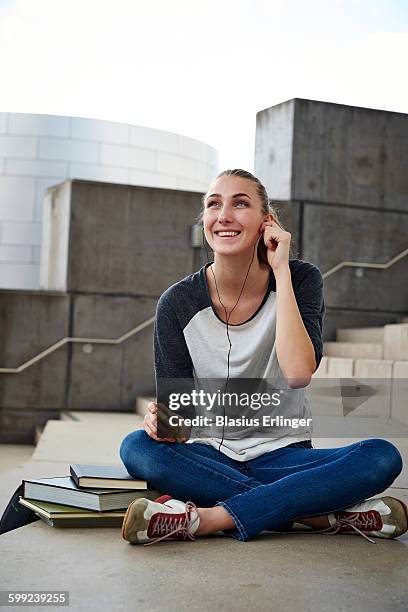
18, 464, 160, 528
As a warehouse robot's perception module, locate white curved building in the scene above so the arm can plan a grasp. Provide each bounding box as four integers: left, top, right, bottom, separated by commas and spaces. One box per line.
0, 113, 218, 290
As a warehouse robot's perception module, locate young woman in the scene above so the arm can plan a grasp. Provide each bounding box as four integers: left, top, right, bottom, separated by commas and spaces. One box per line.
119, 169, 406, 546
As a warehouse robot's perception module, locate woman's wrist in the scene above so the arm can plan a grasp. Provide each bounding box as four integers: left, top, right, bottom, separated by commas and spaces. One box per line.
272, 263, 291, 283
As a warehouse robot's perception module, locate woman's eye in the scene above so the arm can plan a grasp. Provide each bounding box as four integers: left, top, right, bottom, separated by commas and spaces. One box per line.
206, 200, 247, 208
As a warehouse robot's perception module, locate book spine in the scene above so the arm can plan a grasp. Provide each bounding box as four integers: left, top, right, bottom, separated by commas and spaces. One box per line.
69, 466, 80, 488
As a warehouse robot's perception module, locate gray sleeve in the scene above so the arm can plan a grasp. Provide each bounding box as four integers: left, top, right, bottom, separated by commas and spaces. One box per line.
293, 265, 325, 372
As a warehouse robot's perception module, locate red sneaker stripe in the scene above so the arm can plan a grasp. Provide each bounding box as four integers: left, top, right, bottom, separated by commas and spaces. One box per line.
154, 494, 173, 504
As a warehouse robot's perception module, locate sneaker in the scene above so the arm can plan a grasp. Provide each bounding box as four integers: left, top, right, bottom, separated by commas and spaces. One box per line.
321, 496, 408, 543
122, 494, 200, 546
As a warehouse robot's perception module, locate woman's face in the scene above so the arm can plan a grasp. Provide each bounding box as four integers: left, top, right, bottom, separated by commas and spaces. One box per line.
203, 176, 266, 256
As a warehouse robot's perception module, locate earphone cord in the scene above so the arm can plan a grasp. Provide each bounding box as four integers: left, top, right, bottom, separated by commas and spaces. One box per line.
202, 229, 260, 460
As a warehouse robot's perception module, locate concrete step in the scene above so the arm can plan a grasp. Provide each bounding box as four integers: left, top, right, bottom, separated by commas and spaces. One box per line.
383, 323, 408, 361
391, 361, 408, 429
324, 342, 383, 359
60, 411, 143, 426
31, 416, 143, 464
326, 357, 354, 377
336, 327, 384, 343
135, 395, 155, 417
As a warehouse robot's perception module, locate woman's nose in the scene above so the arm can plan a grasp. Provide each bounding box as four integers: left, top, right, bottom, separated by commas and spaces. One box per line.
217, 206, 233, 223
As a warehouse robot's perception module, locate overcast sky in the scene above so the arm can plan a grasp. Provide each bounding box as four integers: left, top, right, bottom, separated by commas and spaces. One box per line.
1, 0, 407, 171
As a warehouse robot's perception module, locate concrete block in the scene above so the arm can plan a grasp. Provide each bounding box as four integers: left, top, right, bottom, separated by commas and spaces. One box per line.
176, 176, 209, 192
0, 200, 34, 226
41, 181, 200, 295
127, 168, 178, 189
68, 162, 128, 184
0, 135, 37, 159
6, 159, 68, 178
326, 357, 354, 377
383, 324, 408, 360
324, 308, 402, 342
39, 138, 98, 164
0, 176, 35, 220
0, 245, 32, 262
255, 98, 295, 200
352, 359, 393, 418
0, 113, 7, 133
391, 361, 408, 429
67, 293, 156, 411
31, 420, 140, 464
178, 135, 213, 162
130, 125, 178, 153
39, 182, 71, 291
100, 143, 155, 170
0, 263, 39, 289
0, 409, 60, 444
324, 342, 383, 359
157, 151, 194, 177
256, 99, 408, 210
60, 411, 143, 428
354, 358, 393, 378
32, 246, 41, 264
34, 177, 65, 222
2, 221, 41, 246
302, 203, 408, 312
8, 113, 70, 138
71, 117, 129, 144
0, 291, 69, 409
336, 327, 384, 342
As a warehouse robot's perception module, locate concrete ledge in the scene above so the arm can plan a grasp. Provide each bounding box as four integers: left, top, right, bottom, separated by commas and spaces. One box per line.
324, 342, 383, 360
31, 417, 143, 464
326, 357, 354, 377
384, 324, 408, 361
336, 327, 384, 342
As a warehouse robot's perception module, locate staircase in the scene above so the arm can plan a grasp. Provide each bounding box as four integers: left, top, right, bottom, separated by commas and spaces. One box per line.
311, 321, 408, 441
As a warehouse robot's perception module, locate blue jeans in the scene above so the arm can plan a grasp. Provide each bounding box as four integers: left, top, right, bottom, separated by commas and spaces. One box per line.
119, 431, 403, 541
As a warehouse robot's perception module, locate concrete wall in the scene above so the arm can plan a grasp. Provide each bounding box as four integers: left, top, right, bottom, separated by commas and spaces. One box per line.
0, 113, 218, 290
255, 99, 408, 338
0, 181, 205, 442
40, 180, 202, 294
0, 291, 69, 442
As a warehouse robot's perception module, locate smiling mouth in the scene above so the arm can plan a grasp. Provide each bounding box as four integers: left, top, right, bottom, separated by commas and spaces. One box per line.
214, 231, 241, 239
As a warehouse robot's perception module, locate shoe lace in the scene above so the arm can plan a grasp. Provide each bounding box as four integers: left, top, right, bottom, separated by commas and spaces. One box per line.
144, 501, 198, 547
271, 511, 380, 544
317, 511, 378, 544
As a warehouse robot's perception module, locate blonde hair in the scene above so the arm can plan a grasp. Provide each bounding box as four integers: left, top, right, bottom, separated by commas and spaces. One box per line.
197, 168, 293, 265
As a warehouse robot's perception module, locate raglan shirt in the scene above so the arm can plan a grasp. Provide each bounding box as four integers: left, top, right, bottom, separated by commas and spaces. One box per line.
153, 259, 325, 461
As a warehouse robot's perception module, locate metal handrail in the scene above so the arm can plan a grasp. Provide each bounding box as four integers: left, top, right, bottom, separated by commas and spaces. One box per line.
0, 315, 156, 374
1, 246, 407, 374
322, 247, 408, 279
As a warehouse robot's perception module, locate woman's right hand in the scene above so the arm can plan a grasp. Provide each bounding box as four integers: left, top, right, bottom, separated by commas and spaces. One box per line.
143, 402, 189, 443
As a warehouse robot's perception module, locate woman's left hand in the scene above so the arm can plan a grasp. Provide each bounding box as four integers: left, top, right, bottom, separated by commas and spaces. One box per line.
259, 220, 291, 272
